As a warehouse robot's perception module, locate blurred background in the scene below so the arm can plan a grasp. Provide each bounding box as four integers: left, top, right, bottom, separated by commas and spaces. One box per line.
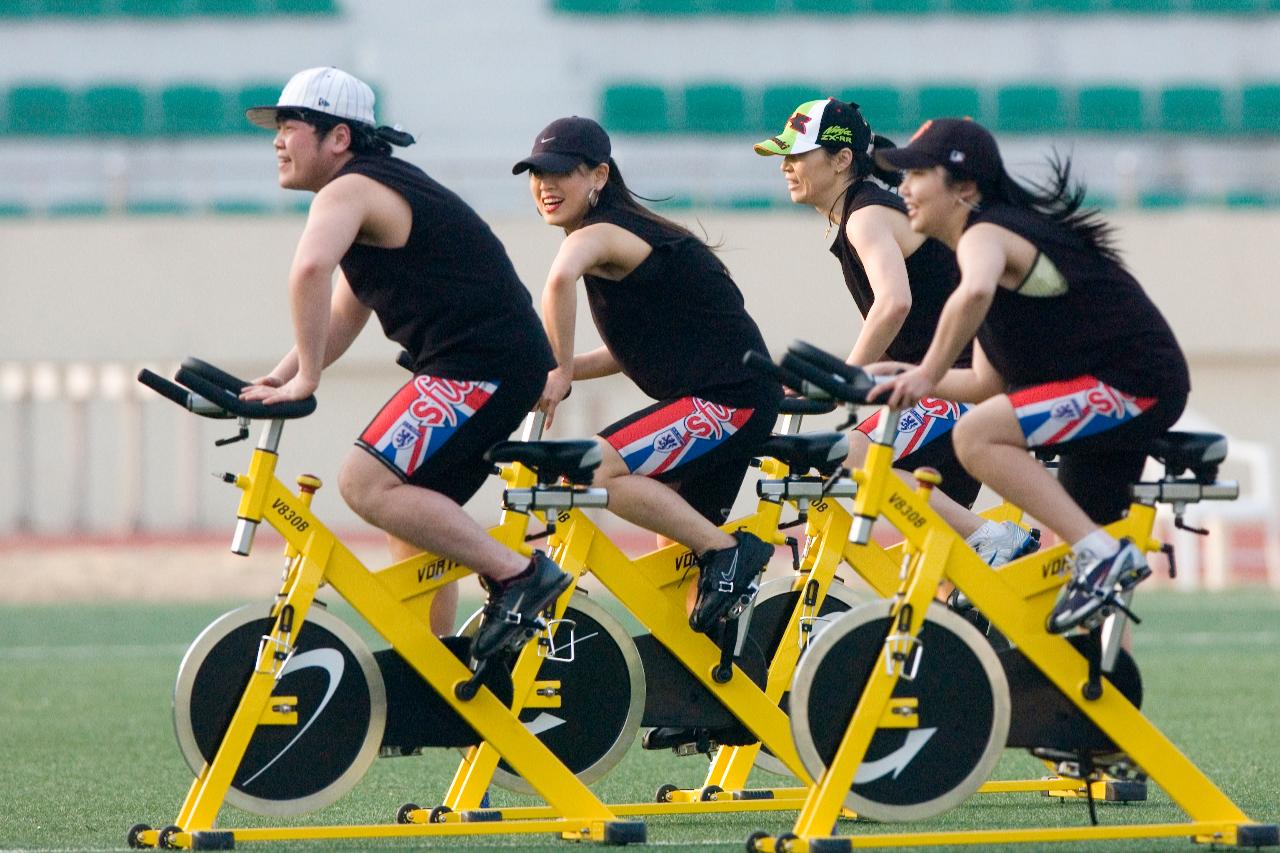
1, 0, 1277, 597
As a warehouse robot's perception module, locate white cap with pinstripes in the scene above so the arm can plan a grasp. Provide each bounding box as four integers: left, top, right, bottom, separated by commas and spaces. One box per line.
245, 66, 376, 130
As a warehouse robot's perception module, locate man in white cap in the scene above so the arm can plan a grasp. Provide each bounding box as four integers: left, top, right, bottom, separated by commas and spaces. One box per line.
239, 67, 570, 659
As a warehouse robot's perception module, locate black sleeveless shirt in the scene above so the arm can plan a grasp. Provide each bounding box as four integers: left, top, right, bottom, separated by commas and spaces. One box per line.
969, 203, 1189, 396
830, 181, 968, 367
336, 156, 554, 380
581, 206, 780, 408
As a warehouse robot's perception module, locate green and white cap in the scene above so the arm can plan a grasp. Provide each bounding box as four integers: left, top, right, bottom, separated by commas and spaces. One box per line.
754, 97, 873, 158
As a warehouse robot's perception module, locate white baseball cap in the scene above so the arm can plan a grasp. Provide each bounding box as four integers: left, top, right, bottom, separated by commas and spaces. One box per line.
245, 66, 376, 130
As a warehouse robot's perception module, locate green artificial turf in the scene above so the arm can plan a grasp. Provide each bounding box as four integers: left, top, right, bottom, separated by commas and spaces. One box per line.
0, 590, 1276, 851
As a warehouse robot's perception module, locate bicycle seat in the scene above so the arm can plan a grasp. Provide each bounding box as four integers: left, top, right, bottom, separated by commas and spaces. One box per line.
779, 397, 836, 416
758, 432, 849, 476
486, 440, 602, 485
1149, 431, 1227, 482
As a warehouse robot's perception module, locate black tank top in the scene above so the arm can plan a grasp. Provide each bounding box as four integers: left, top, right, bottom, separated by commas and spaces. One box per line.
969, 203, 1189, 396
336, 156, 554, 380
581, 205, 779, 408
830, 180, 968, 367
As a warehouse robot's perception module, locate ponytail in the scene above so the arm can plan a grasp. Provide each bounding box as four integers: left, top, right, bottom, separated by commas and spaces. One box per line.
973, 151, 1121, 264
863, 134, 902, 187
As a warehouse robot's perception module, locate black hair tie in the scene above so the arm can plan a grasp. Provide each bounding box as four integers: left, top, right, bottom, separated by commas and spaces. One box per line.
375, 125, 416, 147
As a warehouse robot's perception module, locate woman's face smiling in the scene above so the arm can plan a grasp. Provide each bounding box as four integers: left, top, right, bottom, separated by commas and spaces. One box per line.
899, 165, 965, 241
529, 162, 602, 230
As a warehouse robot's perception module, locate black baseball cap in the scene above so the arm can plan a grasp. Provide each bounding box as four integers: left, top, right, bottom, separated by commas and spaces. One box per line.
875, 118, 1003, 185
512, 116, 612, 175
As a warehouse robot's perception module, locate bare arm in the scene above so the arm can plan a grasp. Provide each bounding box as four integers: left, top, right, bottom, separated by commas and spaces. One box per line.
870, 225, 1009, 408
573, 345, 620, 380
242, 176, 368, 403
255, 271, 371, 386
537, 225, 619, 426
932, 339, 1006, 403
844, 207, 912, 367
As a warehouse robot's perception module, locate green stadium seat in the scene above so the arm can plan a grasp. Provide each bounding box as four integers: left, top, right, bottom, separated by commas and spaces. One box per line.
760, 83, 825, 133
160, 85, 230, 135
1138, 189, 1191, 208
43, 0, 108, 14
792, 0, 858, 10
1024, 0, 1096, 14
1106, 0, 1175, 13
865, 0, 940, 12
1075, 85, 1144, 132
0, 201, 29, 217
126, 199, 192, 216
234, 83, 285, 132
193, 0, 263, 13
81, 84, 149, 136
840, 85, 907, 133
916, 84, 983, 122
995, 83, 1065, 133
1158, 85, 1228, 134
631, 0, 702, 12
118, 0, 191, 14
8, 84, 74, 135
949, 0, 1020, 13
49, 200, 108, 217
707, 0, 778, 11
1223, 190, 1271, 207
210, 199, 273, 214
682, 82, 749, 133
0, 0, 38, 16
272, 0, 339, 12
552, 0, 624, 11
1187, 0, 1259, 11
601, 83, 670, 133
1241, 83, 1280, 133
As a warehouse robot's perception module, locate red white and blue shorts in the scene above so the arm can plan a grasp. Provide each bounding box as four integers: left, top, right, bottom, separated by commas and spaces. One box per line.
600, 395, 777, 525
1006, 375, 1186, 523
855, 397, 981, 507
357, 371, 543, 505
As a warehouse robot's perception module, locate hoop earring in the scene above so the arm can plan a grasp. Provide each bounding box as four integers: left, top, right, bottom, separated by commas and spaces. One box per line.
588, 186, 600, 208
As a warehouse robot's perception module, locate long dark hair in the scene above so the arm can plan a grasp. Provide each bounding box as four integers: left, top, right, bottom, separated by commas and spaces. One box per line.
589, 156, 716, 248
960, 151, 1121, 264
278, 107, 415, 157
848, 134, 903, 188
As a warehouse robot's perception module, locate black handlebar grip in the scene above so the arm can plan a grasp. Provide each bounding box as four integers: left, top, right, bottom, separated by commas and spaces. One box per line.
137, 368, 192, 408
180, 357, 252, 393
175, 366, 316, 420
742, 351, 821, 397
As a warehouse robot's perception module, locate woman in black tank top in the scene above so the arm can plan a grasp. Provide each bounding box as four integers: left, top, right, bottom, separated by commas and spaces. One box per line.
755, 98, 1037, 569
513, 116, 781, 636
875, 118, 1190, 634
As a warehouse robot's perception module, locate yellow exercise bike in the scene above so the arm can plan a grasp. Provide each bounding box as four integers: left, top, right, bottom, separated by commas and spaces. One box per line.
744, 341, 1278, 852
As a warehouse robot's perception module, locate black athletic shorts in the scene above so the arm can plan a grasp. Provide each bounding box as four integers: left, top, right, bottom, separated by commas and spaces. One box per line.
356, 370, 542, 505
855, 398, 982, 508
599, 395, 778, 525
1009, 376, 1187, 524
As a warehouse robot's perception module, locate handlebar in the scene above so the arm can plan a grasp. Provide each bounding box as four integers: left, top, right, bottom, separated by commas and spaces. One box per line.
743, 350, 835, 413
136, 358, 316, 420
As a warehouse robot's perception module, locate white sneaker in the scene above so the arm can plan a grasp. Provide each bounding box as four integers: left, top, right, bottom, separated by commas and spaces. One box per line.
969, 520, 1040, 567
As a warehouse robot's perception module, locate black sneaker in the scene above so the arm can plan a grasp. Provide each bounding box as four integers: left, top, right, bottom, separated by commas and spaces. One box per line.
689, 531, 772, 634
1047, 540, 1150, 634
472, 552, 572, 660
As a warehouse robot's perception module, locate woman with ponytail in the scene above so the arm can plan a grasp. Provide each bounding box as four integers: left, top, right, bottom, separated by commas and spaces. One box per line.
513, 116, 781, 637
756, 98, 1038, 571
870, 118, 1190, 634
239, 68, 573, 655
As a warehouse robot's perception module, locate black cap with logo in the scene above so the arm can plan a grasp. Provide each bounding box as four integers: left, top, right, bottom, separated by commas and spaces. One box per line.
512, 116, 612, 175
875, 118, 1003, 186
